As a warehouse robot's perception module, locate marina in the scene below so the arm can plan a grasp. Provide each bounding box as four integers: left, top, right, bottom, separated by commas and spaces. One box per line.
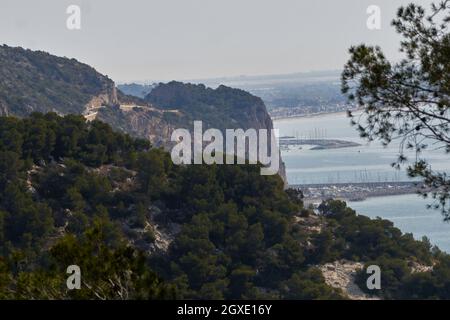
292, 181, 424, 204
279, 137, 361, 150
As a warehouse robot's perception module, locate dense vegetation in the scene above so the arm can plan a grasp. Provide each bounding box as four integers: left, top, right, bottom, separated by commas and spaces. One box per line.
0, 45, 115, 116
0, 45, 277, 156
342, 1, 450, 216
317, 199, 450, 299
145, 81, 271, 130
0, 113, 450, 299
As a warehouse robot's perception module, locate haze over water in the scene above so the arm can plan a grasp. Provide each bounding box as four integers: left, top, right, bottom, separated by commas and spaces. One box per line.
274, 112, 450, 252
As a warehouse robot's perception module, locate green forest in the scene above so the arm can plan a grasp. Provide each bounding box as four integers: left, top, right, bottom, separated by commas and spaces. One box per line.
0, 113, 449, 299
145, 81, 270, 130
0, 45, 116, 116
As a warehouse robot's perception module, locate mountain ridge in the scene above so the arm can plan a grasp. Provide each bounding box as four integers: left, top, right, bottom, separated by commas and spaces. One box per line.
0, 45, 118, 116
0, 44, 286, 179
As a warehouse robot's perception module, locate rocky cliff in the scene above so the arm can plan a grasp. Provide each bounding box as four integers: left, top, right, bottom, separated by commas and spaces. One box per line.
145, 82, 273, 131
0, 45, 286, 182
144, 82, 287, 182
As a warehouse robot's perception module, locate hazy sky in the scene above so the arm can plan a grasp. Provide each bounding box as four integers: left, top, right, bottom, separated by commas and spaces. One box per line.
0, 0, 435, 83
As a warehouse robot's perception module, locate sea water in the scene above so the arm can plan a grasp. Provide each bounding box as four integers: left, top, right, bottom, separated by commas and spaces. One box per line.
274, 112, 450, 252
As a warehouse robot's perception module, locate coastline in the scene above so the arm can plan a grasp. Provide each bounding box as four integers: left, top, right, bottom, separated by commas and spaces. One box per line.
271, 108, 361, 122
302, 189, 419, 206
294, 181, 423, 205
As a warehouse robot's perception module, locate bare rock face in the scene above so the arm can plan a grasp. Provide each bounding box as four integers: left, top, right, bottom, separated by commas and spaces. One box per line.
410, 261, 434, 273
85, 86, 119, 110
96, 103, 176, 147
0, 45, 287, 183
143, 82, 288, 183
145, 82, 276, 133
319, 260, 381, 300
0, 45, 117, 116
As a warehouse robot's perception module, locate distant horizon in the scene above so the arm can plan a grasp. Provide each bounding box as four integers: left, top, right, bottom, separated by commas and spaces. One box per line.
1, 0, 435, 82
2, 42, 342, 86
116, 69, 343, 85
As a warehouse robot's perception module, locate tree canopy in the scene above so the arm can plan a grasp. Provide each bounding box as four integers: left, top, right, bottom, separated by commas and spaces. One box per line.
342, 1, 450, 217
0, 113, 450, 299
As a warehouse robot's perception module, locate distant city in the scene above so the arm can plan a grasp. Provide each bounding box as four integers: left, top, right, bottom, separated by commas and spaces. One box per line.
118, 70, 356, 119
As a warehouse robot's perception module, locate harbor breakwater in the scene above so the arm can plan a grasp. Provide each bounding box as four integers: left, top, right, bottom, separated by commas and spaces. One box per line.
291, 181, 425, 204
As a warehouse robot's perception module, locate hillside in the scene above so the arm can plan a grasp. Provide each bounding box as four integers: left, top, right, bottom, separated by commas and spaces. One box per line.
117, 83, 155, 99
0, 46, 281, 169
1, 113, 449, 299
0, 45, 118, 117
143, 81, 287, 180
145, 82, 274, 132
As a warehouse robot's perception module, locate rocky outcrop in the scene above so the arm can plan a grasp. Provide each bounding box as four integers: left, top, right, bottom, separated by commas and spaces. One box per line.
145, 82, 274, 131
144, 82, 288, 183
84, 86, 118, 111
0, 45, 287, 182
410, 261, 434, 273
319, 260, 380, 300
96, 104, 175, 147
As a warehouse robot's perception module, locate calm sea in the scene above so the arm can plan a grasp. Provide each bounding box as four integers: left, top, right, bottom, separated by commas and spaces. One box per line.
274, 112, 450, 252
